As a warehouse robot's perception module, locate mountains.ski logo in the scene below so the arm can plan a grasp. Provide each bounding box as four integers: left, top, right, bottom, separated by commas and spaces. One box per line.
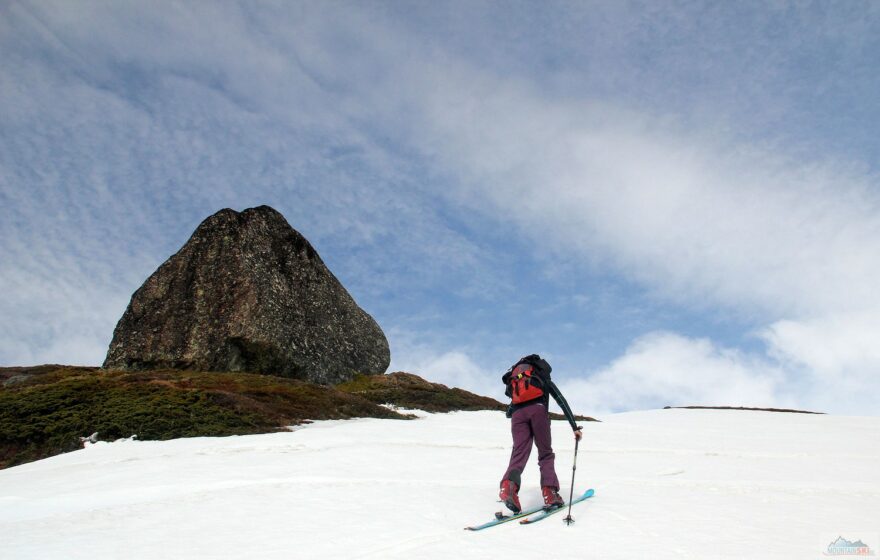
824, 536, 875, 556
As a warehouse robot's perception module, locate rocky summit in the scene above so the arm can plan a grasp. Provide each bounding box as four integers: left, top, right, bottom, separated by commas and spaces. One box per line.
103, 206, 390, 384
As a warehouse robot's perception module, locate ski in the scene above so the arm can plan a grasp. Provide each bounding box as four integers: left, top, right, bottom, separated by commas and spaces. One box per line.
519, 488, 594, 525
464, 503, 548, 531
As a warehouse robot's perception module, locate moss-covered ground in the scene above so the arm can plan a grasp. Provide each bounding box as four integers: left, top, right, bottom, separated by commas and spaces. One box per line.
336, 371, 507, 413
0, 366, 408, 469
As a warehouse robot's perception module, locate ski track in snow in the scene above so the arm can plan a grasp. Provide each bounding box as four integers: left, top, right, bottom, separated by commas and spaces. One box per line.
1, 409, 878, 559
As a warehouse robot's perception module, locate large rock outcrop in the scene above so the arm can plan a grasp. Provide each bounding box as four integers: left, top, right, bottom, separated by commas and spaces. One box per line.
103, 206, 390, 384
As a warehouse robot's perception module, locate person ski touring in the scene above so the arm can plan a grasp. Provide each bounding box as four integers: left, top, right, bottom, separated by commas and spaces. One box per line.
498, 354, 582, 513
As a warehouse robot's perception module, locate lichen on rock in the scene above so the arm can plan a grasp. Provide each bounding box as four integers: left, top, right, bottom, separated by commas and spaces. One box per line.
103, 205, 389, 384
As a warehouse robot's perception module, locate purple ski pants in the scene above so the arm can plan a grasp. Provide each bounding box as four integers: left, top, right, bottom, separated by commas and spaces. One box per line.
500, 402, 560, 490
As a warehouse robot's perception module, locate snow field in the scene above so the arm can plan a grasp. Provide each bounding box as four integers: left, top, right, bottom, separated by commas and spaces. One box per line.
0, 408, 878, 559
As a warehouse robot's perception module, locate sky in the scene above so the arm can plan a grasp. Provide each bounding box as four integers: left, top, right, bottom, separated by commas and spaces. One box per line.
2, 1, 880, 416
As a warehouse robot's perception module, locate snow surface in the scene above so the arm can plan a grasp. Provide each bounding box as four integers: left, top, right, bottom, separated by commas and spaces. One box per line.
1, 408, 878, 559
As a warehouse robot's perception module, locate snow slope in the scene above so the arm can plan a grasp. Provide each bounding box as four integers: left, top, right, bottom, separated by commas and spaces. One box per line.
1, 409, 878, 559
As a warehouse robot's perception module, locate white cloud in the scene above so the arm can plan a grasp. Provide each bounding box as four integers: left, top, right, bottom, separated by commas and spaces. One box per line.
557, 332, 790, 417
764, 314, 880, 379
386, 328, 504, 401
554, 322, 880, 417
762, 314, 880, 413
406, 81, 880, 320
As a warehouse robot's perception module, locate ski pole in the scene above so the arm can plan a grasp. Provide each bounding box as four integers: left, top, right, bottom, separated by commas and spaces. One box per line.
563, 427, 582, 525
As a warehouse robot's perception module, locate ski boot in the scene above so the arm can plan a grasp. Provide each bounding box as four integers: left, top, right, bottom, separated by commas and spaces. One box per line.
499, 479, 521, 514
542, 486, 564, 510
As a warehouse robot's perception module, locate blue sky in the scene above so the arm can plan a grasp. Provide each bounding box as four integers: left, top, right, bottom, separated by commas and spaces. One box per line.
2, 1, 880, 415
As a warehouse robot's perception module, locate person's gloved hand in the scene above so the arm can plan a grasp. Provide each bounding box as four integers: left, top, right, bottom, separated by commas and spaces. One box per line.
574, 427, 583, 441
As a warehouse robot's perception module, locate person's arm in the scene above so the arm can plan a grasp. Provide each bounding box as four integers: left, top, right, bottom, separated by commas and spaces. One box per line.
547, 380, 582, 437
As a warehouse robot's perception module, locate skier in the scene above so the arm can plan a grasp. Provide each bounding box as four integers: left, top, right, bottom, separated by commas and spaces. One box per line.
498, 354, 582, 513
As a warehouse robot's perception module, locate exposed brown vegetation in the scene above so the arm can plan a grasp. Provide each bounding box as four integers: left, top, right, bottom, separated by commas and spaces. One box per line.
336, 371, 508, 413
0, 366, 411, 470
663, 405, 824, 414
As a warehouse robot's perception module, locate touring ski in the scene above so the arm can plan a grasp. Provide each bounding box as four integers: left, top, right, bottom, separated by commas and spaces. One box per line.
519, 488, 594, 525
464, 503, 548, 531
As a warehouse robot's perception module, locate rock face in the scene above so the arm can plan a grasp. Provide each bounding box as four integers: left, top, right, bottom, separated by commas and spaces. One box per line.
103, 206, 390, 384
